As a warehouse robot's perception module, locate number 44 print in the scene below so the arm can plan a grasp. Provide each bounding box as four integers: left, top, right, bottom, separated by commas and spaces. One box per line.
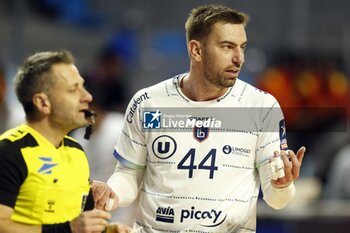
177, 148, 218, 179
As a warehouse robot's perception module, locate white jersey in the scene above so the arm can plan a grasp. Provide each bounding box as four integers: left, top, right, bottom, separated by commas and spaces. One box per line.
114, 74, 287, 233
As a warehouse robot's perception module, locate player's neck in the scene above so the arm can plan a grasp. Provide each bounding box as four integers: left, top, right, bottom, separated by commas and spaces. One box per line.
180, 73, 229, 101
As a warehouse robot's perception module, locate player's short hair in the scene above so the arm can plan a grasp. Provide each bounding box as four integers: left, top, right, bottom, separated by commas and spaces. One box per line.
14, 50, 75, 117
185, 5, 249, 43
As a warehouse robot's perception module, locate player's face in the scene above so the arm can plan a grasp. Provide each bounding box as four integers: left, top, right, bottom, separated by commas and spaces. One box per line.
48, 63, 93, 131
201, 22, 247, 88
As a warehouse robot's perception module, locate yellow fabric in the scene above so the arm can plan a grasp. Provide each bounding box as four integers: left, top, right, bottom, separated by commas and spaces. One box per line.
3, 124, 90, 224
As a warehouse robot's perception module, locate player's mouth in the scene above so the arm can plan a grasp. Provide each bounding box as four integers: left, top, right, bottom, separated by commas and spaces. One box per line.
225, 69, 240, 76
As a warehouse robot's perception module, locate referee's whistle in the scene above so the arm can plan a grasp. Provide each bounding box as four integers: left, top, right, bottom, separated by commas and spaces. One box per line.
83, 110, 97, 140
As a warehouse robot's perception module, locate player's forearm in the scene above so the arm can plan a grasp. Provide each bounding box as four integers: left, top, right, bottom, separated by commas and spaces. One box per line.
262, 182, 295, 209
0, 219, 41, 233
258, 158, 296, 209
107, 162, 144, 207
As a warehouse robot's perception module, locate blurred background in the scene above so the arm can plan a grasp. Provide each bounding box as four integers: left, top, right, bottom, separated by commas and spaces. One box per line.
1, 0, 350, 232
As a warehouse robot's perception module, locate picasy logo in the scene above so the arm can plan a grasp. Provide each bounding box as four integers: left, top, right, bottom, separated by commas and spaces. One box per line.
180, 206, 227, 227
37, 157, 58, 174
143, 110, 161, 129
156, 206, 175, 223
152, 135, 177, 159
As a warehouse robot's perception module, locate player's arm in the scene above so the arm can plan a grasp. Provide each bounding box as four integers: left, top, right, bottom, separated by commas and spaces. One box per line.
107, 161, 145, 207
92, 160, 145, 210
91, 90, 148, 210
256, 100, 305, 209
258, 147, 305, 209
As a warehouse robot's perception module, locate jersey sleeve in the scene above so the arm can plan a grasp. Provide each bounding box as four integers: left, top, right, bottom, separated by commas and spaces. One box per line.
255, 97, 287, 166
255, 97, 295, 209
113, 90, 149, 170
0, 140, 27, 208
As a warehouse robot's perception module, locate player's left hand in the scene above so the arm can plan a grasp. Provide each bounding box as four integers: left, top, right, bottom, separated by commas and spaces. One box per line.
271, 146, 306, 189
91, 180, 119, 211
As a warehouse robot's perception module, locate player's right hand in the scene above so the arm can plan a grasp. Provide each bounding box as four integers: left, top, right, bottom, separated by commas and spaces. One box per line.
70, 209, 111, 233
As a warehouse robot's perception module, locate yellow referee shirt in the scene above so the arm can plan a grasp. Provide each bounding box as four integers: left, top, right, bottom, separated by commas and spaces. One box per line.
0, 124, 90, 225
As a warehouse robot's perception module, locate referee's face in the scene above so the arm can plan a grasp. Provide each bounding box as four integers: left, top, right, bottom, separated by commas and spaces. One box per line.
201, 22, 247, 89
48, 63, 93, 132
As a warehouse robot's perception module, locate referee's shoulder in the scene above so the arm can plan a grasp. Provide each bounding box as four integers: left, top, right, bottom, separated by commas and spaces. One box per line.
0, 124, 30, 143
63, 135, 84, 151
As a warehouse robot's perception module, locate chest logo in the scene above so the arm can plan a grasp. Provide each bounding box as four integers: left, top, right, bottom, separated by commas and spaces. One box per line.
193, 126, 209, 143
37, 157, 58, 174
152, 135, 177, 159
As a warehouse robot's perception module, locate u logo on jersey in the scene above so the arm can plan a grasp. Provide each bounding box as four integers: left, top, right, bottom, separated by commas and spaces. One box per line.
193, 126, 209, 143
152, 135, 177, 159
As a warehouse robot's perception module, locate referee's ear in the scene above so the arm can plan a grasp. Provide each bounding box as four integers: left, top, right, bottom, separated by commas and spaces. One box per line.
32, 93, 51, 115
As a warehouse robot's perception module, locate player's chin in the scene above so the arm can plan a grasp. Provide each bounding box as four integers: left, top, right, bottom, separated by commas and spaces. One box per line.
222, 77, 236, 87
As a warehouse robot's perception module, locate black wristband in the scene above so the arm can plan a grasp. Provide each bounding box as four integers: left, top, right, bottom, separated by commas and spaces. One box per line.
42, 221, 72, 233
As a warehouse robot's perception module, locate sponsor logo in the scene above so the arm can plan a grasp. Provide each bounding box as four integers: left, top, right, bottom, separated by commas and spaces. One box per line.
155, 206, 226, 227
222, 145, 251, 157
126, 92, 150, 123
193, 126, 209, 143
156, 206, 175, 223
45, 200, 55, 213
37, 157, 58, 174
143, 110, 161, 129
279, 119, 288, 150
152, 135, 177, 159
180, 206, 227, 227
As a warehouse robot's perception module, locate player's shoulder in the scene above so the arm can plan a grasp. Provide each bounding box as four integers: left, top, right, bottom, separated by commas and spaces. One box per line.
235, 79, 279, 107
130, 74, 181, 103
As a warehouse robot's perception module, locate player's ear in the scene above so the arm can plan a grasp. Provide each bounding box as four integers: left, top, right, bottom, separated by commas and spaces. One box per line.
188, 40, 202, 62
32, 93, 51, 115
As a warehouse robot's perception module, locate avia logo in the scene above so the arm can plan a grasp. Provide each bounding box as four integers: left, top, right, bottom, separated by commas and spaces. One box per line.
37, 157, 58, 174
156, 206, 175, 223
180, 206, 227, 227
